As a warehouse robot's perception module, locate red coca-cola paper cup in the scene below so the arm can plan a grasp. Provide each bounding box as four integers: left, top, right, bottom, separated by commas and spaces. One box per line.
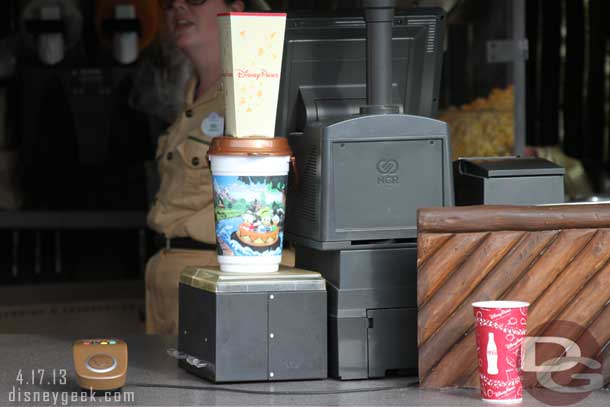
472, 301, 529, 404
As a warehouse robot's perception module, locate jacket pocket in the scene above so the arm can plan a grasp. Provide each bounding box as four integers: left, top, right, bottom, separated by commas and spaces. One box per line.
175, 134, 213, 202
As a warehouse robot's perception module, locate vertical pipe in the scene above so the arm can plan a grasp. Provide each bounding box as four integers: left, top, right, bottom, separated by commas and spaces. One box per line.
562, 0, 585, 159
526, 0, 540, 146
539, 0, 561, 146
361, 0, 399, 114
585, 0, 606, 168
513, 0, 527, 155
366, 5, 393, 106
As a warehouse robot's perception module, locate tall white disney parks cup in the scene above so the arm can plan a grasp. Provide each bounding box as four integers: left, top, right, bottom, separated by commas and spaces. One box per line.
218, 12, 286, 138
208, 138, 292, 273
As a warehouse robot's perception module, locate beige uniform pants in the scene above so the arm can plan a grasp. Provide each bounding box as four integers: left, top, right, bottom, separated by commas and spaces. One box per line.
145, 248, 296, 335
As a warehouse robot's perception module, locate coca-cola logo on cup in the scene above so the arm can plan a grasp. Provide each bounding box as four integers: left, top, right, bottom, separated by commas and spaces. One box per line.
522, 320, 604, 406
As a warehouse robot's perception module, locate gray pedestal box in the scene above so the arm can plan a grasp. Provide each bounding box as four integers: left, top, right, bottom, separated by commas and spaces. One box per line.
178, 267, 327, 383
295, 243, 418, 380
454, 157, 565, 206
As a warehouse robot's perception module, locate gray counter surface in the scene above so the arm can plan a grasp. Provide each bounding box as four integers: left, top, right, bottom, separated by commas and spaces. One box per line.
0, 335, 607, 406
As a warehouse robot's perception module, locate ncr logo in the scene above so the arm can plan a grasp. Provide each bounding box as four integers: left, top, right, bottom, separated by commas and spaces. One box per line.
376, 159, 400, 185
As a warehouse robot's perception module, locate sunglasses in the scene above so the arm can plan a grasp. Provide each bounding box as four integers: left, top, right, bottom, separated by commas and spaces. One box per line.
160, 0, 209, 10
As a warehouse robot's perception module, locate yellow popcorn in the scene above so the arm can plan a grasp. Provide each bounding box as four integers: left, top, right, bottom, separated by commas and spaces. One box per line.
439, 86, 515, 160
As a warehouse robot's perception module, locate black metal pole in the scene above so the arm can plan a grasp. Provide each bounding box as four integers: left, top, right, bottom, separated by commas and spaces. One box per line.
361, 0, 399, 115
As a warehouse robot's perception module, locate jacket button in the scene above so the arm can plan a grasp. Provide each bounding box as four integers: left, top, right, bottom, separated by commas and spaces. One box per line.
166, 152, 173, 160
192, 157, 200, 166
185, 110, 193, 117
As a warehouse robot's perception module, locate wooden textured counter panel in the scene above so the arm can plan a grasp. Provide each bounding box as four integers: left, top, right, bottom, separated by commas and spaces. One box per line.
417, 204, 610, 390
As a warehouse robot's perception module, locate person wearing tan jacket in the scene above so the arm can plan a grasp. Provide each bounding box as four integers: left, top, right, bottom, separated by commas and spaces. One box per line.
147, 0, 293, 335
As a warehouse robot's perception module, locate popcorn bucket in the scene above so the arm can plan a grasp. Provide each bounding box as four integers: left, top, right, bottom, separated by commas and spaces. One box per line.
218, 12, 286, 138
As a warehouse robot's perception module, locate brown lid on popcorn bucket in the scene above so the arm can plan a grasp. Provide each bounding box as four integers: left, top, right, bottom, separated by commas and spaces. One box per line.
208, 136, 292, 156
